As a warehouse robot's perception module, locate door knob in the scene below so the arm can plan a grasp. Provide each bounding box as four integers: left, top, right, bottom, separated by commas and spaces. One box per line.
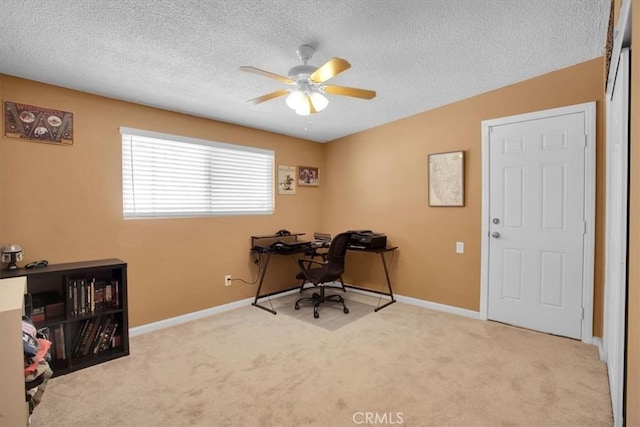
491, 232, 500, 239
492, 218, 500, 224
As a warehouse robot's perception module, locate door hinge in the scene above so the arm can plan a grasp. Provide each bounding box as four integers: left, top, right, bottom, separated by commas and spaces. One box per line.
583, 221, 587, 234
582, 307, 585, 319
584, 134, 588, 147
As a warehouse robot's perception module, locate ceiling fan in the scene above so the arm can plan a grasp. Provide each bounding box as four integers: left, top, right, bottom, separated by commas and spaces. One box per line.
240, 45, 376, 116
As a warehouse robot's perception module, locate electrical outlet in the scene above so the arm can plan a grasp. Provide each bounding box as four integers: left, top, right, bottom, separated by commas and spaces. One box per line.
224, 275, 232, 286
456, 242, 464, 254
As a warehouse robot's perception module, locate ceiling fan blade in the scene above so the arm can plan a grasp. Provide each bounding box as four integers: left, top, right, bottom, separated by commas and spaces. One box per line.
309, 58, 351, 83
240, 66, 295, 85
247, 90, 289, 104
322, 85, 377, 100
308, 94, 318, 114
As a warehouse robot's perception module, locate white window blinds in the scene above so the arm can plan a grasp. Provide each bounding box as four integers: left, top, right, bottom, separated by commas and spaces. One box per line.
121, 127, 274, 219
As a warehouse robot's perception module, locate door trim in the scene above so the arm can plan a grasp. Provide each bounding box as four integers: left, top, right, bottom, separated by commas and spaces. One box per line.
479, 102, 596, 343
604, 47, 630, 427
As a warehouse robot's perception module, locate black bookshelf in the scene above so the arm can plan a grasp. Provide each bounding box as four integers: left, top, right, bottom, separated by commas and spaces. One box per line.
2, 259, 129, 377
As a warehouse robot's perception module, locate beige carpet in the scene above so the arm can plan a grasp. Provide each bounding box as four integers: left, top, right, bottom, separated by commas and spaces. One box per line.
30, 293, 612, 427
274, 291, 376, 331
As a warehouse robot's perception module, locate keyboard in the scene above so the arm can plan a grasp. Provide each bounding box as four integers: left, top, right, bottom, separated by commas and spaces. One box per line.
263, 240, 313, 253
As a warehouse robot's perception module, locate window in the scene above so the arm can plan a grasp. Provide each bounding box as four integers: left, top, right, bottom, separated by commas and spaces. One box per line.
121, 127, 274, 219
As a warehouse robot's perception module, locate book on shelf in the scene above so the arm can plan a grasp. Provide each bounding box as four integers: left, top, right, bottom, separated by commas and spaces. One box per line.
93, 280, 106, 311
113, 280, 119, 307
73, 319, 92, 357
101, 321, 118, 352
79, 279, 86, 314
91, 317, 112, 354
105, 281, 112, 305
54, 325, 66, 360
72, 280, 78, 316
89, 278, 95, 313
81, 316, 102, 356
107, 322, 120, 351
90, 316, 109, 354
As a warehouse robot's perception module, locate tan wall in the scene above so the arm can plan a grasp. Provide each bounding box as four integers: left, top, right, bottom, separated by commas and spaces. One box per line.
324, 58, 606, 335
625, 3, 639, 424
0, 75, 325, 327
614, 0, 622, 26
0, 59, 608, 336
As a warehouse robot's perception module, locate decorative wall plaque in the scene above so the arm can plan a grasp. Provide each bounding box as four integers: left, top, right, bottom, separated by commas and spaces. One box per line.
4, 101, 74, 145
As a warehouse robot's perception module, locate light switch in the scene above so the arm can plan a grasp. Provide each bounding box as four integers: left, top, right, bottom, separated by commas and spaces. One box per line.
456, 242, 464, 254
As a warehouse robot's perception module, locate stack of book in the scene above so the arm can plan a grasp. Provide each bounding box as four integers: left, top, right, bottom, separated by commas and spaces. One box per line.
67, 278, 120, 316
71, 315, 119, 357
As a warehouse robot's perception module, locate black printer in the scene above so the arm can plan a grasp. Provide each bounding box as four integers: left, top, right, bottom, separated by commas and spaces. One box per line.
347, 230, 387, 250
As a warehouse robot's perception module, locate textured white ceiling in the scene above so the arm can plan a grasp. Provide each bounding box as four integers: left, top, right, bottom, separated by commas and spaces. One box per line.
0, 0, 609, 143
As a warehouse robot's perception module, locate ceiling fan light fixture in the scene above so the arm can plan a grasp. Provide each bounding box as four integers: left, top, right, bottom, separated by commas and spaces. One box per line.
295, 96, 311, 116
309, 91, 329, 112
286, 90, 306, 110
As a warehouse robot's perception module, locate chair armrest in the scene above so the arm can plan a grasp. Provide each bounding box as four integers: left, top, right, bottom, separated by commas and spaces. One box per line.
297, 258, 326, 269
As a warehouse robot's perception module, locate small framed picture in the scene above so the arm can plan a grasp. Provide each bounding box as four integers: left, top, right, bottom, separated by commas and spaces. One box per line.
428, 150, 465, 207
277, 165, 296, 195
298, 166, 319, 187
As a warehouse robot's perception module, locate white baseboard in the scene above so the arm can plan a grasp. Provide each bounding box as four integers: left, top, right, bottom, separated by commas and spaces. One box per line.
129, 288, 300, 337
131, 285, 600, 343
592, 337, 606, 361
394, 294, 484, 320
344, 285, 483, 320
129, 285, 525, 336
129, 296, 253, 337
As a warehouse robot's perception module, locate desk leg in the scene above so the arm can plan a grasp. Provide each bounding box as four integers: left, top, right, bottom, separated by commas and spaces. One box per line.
251, 253, 277, 315
374, 251, 397, 312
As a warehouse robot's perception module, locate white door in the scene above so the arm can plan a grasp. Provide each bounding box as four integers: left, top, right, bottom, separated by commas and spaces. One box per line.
604, 48, 629, 427
487, 112, 587, 339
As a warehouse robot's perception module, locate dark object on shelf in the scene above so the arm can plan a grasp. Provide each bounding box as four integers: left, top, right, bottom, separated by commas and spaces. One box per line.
25, 260, 49, 269
45, 302, 64, 318
295, 232, 353, 318
347, 230, 387, 250
1, 244, 23, 270
275, 229, 291, 236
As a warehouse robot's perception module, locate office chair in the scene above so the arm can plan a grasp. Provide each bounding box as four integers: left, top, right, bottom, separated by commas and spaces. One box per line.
294, 232, 353, 318
296, 232, 346, 293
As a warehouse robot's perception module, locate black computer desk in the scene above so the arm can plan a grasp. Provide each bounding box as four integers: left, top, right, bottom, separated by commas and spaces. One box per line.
250, 233, 311, 315
250, 234, 398, 314
345, 246, 398, 312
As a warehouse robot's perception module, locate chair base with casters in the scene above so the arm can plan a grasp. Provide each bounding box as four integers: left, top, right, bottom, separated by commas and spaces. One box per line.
295, 285, 349, 319
296, 271, 347, 293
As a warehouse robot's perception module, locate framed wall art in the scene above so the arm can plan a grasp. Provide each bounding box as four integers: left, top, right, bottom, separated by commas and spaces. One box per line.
298, 166, 319, 187
428, 150, 465, 207
277, 165, 296, 195
3, 101, 74, 145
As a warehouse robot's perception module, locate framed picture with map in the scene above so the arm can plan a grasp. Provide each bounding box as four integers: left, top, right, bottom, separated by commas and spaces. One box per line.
428, 150, 465, 207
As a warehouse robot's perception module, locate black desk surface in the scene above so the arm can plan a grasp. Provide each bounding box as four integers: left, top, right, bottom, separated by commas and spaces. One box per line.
348, 246, 398, 253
